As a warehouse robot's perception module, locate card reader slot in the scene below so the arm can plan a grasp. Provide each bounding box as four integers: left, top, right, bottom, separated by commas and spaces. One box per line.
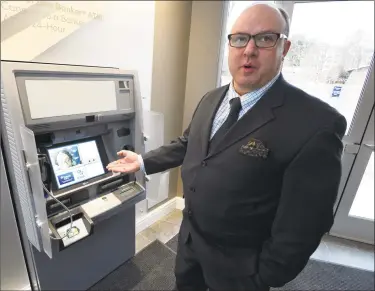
114, 181, 145, 203
98, 176, 127, 193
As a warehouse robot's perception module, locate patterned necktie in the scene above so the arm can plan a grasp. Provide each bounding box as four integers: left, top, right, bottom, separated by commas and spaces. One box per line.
210, 97, 242, 147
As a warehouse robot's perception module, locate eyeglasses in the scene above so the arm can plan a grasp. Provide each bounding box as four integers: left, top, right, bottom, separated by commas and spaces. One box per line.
228, 32, 287, 48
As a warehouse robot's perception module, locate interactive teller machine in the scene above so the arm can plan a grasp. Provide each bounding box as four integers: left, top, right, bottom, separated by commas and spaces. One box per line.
0, 61, 146, 290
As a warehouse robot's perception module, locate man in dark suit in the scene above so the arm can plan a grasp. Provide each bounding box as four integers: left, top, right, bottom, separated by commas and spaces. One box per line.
107, 3, 347, 291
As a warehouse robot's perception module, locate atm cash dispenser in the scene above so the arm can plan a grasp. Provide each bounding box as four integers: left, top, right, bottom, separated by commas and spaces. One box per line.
1, 61, 147, 290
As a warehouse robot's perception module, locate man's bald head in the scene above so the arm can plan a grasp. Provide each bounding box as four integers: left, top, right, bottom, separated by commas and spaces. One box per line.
231, 3, 290, 37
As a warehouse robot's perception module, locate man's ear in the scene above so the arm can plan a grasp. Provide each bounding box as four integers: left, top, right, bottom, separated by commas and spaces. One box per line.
283, 40, 291, 58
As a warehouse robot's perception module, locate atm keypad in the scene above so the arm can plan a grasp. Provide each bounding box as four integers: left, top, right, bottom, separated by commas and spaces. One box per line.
114, 185, 137, 202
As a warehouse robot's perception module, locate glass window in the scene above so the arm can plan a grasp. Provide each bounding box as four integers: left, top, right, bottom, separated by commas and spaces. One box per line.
349, 152, 374, 221
282, 1, 374, 134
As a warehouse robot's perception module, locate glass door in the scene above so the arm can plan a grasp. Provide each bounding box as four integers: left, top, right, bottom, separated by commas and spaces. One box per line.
330, 109, 374, 244
279, 1, 374, 244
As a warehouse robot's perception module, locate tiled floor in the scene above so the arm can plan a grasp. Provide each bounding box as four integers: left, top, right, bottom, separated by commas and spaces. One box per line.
136, 209, 374, 272
136, 209, 182, 253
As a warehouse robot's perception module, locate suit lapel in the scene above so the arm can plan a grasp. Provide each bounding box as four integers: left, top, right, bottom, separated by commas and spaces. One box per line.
201, 85, 229, 156
206, 75, 287, 159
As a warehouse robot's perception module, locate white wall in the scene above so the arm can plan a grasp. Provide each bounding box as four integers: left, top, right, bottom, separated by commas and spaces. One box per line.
177, 1, 226, 196
1, 1, 155, 111
33, 1, 155, 110
150, 1, 192, 202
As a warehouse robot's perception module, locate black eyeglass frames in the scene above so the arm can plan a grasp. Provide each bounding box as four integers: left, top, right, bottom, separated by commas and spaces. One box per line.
228, 32, 288, 48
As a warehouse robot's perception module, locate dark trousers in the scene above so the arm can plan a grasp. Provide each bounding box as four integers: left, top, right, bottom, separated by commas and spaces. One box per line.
174, 232, 270, 291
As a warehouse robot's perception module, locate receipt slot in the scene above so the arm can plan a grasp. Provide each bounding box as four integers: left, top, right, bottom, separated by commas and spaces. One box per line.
1, 61, 146, 290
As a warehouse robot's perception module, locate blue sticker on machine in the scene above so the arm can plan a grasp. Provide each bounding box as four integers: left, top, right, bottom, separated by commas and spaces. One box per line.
58, 172, 75, 185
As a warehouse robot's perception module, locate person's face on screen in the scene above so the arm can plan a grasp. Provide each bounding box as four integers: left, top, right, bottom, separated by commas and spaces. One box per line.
228, 4, 291, 95
56, 151, 73, 169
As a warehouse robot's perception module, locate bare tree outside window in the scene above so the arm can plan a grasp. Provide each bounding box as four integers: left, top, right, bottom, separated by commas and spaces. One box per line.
282, 1, 374, 133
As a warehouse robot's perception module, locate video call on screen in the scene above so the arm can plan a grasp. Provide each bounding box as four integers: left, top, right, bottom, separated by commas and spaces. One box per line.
47, 140, 105, 189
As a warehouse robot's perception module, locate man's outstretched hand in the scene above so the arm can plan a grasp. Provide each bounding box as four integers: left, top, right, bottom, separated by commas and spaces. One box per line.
106, 150, 141, 173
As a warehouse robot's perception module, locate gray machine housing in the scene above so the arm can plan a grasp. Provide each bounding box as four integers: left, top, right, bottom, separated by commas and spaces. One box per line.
1, 60, 146, 290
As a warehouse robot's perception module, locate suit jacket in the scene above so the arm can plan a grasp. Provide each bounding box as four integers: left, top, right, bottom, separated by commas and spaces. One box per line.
143, 74, 347, 288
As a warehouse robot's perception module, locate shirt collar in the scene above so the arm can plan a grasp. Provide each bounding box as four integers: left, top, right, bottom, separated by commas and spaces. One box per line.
228, 72, 281, 104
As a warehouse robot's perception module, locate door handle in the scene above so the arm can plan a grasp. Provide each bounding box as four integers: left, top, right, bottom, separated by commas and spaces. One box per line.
344, 143, 360, 154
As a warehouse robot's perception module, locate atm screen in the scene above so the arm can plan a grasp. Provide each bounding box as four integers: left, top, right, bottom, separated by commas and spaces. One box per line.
47, 140, 106, 189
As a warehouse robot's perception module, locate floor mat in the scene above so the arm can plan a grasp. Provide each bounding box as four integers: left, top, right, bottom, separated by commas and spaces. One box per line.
166, 235, 374, 290
88, 240, 176, 290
